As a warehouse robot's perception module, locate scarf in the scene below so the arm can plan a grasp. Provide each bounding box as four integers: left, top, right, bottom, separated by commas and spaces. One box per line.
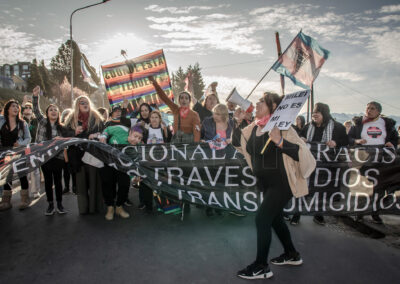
362, 116, 379, 124
78, 112, 89, 131
179, 107, 190, 119
255, 114, 271, 127
306, 119, 334, 143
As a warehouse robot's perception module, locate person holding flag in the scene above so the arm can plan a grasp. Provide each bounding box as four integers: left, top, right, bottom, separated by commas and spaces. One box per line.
232, 92, 315, 280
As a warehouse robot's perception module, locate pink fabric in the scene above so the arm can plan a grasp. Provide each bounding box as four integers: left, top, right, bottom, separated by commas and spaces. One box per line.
216, 129, 226, 139
255, 114, 271, 127
278, 37, 326, 88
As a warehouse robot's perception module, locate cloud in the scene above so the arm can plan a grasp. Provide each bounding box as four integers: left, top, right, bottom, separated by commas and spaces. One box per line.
378, 14, 400, 23
366, 27, 400, 64
82, 32, 152, 68
321, 69, 365, 82
13, 7, 23, 12
145, 4, 229, 14
380, 4, 400, 13
147, 12, 262, 55
106, 14, 113, 18
0, 24, 61, 65
146, 16, 198, 24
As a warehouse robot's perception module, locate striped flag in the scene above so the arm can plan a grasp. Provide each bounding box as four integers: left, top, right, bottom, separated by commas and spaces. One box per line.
272, 31, 330, 89
101, 49, 173, 113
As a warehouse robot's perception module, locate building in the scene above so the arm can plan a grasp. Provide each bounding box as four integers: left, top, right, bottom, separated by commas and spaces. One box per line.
0, 62, 31, 80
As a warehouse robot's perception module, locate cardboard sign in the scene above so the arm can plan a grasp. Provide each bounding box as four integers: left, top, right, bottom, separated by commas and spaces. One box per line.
262, 90, 310, 132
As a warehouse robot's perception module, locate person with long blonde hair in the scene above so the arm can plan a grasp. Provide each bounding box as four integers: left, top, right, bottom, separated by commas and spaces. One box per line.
63, 95, 105, 214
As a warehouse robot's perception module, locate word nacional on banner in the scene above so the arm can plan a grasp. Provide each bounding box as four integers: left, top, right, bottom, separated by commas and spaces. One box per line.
101, 49, 174, 113
1, 139, 399, 215
262, 89, 310, 133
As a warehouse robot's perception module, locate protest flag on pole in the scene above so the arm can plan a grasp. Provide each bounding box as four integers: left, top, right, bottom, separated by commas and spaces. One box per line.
80, 57, 99, 89
101, 49, 174, 113
272, 31, 330, 89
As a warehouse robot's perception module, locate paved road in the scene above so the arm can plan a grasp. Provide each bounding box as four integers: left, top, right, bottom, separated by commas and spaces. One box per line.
1, 189, 400, 284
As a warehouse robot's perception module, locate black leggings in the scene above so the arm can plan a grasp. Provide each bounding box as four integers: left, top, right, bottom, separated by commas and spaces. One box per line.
255, 175, 296, 264
4, 176, 29, 191
42, 158, 64, 203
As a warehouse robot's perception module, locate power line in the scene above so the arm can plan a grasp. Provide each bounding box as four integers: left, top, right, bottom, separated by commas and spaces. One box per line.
320, 73, 400, 112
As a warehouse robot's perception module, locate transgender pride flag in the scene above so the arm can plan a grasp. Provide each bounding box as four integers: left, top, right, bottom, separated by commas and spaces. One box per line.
272, 31, 330, 89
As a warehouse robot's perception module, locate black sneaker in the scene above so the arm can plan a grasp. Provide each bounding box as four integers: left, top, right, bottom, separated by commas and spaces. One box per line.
237, 262, 273, 280
371, 214, 383, 224
62, 188, 70, 194
290, 214, 300, 226
57, 203, 67, 214
125, 199, 133, 207
313, 215, 325, 225
271, 252, 303, 266
45, 203, 55, 216
138, 203, 146, 210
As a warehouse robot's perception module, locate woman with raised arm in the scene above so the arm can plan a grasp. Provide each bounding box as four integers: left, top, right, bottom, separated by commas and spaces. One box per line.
0, 100, 31, 211
148, 75, 200, 143
232, 91, 315, 280
32, 86, 67, 215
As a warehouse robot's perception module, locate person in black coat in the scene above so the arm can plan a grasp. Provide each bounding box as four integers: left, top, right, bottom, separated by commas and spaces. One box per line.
298, 103, 348, 226
348, 101, 397, 147
348, 101, 398, 224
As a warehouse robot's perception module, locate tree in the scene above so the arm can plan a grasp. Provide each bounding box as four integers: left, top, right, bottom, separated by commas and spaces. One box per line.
171, 63, 206, 100
50, 42, 71, 84
188, 63, 205, 100
50, 40, 99, 95
171, 66, 186, 97
27, 59, 44, 92
38, 60, 56, 98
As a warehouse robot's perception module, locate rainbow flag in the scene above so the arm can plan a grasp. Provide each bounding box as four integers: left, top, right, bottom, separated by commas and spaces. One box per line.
101, 49, 174, 113
272, 31, 330, 89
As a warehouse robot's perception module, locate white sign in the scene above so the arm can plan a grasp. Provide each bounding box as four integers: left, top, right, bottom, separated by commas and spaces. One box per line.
262, 90, 310, 133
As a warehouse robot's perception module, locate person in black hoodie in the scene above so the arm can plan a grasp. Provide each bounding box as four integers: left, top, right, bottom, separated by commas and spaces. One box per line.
300, 102, 348, 226
348, 101, 398, 224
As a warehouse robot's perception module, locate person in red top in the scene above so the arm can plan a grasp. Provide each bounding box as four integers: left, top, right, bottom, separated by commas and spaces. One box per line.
148, 76, 201, 143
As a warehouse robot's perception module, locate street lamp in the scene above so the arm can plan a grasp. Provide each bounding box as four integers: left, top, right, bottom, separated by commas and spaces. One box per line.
69, 0, 110, 104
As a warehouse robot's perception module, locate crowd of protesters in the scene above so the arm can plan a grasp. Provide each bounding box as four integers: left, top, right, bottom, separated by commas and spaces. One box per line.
0, 79, 399, 280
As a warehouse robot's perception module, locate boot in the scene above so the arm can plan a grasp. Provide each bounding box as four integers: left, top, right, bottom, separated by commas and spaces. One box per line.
105, 206, 114, 221
19, 190, 31, 210
115, 206, 130, 218
0, 190, 12, 211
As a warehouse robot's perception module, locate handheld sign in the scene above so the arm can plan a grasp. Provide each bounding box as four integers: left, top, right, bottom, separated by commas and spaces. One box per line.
260, 89, 310, 154
262, 90, 310, 133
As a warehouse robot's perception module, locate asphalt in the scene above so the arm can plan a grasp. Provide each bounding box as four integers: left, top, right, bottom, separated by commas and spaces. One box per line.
1, 188, 400, 284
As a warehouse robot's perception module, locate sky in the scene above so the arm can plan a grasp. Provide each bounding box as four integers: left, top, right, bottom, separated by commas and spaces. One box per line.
1, 0, 400, 115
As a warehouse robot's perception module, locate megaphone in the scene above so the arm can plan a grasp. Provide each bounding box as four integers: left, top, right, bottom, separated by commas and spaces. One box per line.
226, 88, 254, 113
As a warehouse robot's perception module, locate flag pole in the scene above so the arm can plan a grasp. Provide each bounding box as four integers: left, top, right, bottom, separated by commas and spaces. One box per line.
246, 30, 302, 100
275, 32, 285, 96
260, 31, 288, 155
